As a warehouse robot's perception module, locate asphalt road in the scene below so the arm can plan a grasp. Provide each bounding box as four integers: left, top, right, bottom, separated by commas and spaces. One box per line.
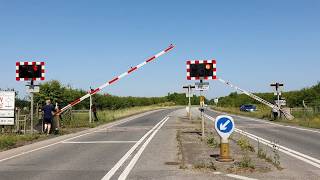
2, 107, 320, 180
0, 108, 176, 180
205, 109, 320, 160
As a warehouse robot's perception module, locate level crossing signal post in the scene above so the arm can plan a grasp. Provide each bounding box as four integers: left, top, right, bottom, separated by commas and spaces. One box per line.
16, 62, 45, 134
186, 60, 216, 139
271, 82, 284, 118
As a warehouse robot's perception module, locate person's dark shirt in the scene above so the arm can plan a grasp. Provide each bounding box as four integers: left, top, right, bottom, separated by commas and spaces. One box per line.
42, 104, 55, 119
92, 104, 97, 112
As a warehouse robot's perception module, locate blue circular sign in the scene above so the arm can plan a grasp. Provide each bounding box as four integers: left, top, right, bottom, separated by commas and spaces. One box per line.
217, 117, 234, 133
214, 115, 235, 139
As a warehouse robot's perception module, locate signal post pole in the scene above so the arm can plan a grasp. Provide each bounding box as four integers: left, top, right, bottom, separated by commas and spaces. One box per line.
271, 83, 284, 118
30, 81, 34, 134
183, 85, 195, 120
199, 80, 205, 139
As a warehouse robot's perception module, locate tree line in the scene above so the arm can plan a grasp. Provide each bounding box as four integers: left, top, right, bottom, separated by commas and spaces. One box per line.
13, 80, 201, 110
209, 82, 320, 108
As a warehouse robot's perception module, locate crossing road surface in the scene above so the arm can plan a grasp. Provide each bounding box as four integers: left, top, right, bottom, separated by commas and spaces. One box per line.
205, 109, 320, 178
205, 109, 320, 161
1, 107, 320, 180
0, 109, 177, 180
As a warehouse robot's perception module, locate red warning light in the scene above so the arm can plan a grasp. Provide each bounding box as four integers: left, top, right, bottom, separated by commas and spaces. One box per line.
33, 65, 38, 71
205, 64, 211, 70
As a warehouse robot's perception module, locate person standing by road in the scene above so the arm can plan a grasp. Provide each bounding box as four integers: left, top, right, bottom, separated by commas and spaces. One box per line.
42, 99, 55, 135
91, 103, 98, 121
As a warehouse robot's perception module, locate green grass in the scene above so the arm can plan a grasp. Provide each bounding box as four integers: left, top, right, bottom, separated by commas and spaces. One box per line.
211, 106, 320, 129
212, 105, 271, 120
62, 104, 174, 128
0, 134, 46, 151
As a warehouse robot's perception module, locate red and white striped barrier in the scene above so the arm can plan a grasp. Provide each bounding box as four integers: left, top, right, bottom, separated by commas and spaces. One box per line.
57, 44, 175, 115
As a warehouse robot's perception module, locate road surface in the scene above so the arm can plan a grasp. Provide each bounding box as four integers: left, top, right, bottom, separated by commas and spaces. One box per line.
1, 107, 320, 180
205, 109, 320, 179
0, 109, 178, 180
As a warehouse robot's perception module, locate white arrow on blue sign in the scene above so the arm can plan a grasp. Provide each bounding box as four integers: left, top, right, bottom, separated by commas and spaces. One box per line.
214, 115, 235, 140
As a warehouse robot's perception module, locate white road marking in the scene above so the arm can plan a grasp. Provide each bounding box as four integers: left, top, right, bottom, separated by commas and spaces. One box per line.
62, 141, 138, 144
235, 128, 320, 169
209, 109, 320, 134
0, 111, 157, 163
204, 113, 320, 169
118, 116, 170, 180
226, 173, 258, 180
101, 116, 169, 180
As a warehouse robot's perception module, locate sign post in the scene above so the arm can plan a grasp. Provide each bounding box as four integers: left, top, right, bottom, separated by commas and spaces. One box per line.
26, 81, 40, 134
186, 59, 217, 139
183, 85, 195, 120
199, 84, 205, 139
214, 115, 235, 162
270, 82, 284, 118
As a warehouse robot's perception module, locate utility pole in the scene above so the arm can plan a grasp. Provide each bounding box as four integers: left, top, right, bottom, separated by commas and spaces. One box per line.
183, 85, 195, 120
270, 82, 284, 118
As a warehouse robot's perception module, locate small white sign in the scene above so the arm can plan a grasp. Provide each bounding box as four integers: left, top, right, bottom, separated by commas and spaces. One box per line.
0, 91, 15, 125
275, 100, 286, 106
26, 85, 40, 93
195, 85, 209, 91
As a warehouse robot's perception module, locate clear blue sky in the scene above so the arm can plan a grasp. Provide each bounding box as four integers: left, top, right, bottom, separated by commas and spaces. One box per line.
1, 0, 319, 99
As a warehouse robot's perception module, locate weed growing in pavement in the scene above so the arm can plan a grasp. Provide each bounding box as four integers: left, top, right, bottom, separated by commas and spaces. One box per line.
271, 140, 282, 169
237, 153, 255, 169
194, 161, 217, 170
237, 136, 255, 152
206, 135, 218, 148
176, 130, 186, 169
257, 140, 268, 159
256, 139, 283, 170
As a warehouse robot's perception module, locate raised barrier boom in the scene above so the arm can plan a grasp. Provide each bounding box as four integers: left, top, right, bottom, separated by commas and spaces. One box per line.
57, 44, 175, 115
218, 78, 294, 120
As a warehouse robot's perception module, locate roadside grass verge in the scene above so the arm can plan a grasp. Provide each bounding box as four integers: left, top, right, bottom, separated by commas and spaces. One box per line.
211, 106, 320, 129
212, 106, 270, 120
0, 134, 46, 151
62, 104, 174, 129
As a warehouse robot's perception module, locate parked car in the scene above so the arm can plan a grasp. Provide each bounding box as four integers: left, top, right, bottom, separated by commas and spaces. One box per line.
240, 104, 257, 112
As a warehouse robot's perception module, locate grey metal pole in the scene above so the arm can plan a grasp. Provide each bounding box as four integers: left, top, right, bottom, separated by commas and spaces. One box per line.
89, 94, 92, 123
277, 90, 280, 118
30, 92, 34, 134
188, 86, 191, 120
200, 90, 204, 139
